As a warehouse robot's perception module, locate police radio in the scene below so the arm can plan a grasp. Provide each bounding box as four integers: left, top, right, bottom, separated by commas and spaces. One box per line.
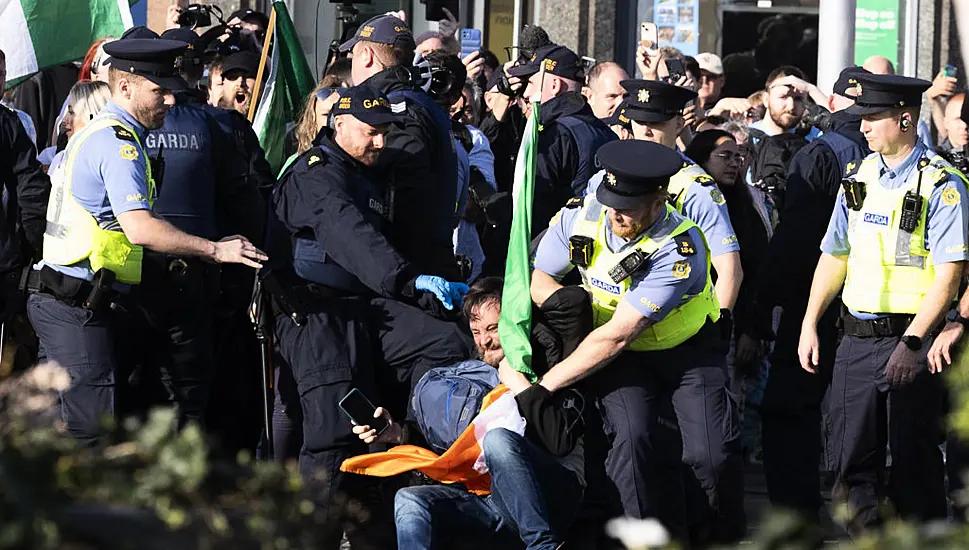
608, 250, 648, 284
899, 192, 922, 232
841, 178, 866, 211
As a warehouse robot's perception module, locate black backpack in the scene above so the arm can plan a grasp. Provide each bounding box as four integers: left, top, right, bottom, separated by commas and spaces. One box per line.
747, 128, 810, 210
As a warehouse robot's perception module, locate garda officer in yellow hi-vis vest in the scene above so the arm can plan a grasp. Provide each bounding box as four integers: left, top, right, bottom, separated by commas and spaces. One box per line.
533, 139, 745, 542
586, 79, 743, 317
799, 73, 969, 535
26, 38, 267, 447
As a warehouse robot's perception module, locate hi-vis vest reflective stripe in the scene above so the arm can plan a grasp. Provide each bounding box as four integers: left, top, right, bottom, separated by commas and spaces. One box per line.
43, 117, 155, 285
572, 198, 720, 351
842, 154, 966, 314
668, 163, 715, 212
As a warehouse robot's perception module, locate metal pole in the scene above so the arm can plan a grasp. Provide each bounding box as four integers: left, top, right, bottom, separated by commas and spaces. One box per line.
902, 0, 919, 76
953, 0, 969, 77
816, 0, 856, 94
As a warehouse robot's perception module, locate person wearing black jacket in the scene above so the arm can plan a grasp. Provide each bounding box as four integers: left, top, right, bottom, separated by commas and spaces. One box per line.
340, 14, 461, 281
269, 86, 473, 549
506, 43, 617, 237
759, 67, 871, 523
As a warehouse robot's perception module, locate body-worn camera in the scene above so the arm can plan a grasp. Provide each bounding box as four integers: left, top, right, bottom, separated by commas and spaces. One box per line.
841, 178, 866, 211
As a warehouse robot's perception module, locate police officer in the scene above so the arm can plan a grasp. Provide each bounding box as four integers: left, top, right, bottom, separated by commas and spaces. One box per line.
506, 43, 617, 236
26, 38, 267, 447
270, 85, 473, 547
113, 28, 264, 429
588, 79, 743, 313
759, 66, 872, 521
340, 14, 460, 280
799, 73, 969, 535
532, 139, 744, 542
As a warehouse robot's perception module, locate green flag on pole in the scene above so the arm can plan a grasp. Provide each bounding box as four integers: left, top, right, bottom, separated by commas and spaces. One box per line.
498, 98, 541, 382
0, 0, 133, 90
252, 0, 315, 175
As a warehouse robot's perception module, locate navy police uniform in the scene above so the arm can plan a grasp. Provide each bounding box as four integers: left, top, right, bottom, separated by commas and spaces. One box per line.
340, 16, 461, 280
507, 44, 617, 237
759, 67, 872, 520
269, 86, 473, 546
534, 140, 744, 542
26, 39, 189, 445
814, 73, 969, 534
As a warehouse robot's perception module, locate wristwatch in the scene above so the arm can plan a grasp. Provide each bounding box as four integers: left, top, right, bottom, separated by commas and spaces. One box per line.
947, 309, 969, 329
901, 335, 923, 351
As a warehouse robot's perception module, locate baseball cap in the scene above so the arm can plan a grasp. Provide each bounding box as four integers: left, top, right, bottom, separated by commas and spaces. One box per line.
221, 51, 260, 76
229, 8, 270, 29
695, 53, 723, 76
506, 44, 585, 81
330, 86, 401, 126
338, 15, 416, 53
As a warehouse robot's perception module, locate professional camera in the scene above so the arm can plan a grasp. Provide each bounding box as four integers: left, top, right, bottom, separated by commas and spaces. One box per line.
943, 147, 969, 176
178, 4, 224, 30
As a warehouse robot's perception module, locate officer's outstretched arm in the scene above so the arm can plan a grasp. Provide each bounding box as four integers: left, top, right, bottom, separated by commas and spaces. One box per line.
711, 251, 743, 311
539, 301, 651, 393
117, 209, 267, 268
907, 261, 964, 339
531, 270, 565, 308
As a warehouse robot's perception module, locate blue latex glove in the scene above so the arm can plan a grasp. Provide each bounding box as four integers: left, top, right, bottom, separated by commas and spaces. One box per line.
415, 275, 469, 310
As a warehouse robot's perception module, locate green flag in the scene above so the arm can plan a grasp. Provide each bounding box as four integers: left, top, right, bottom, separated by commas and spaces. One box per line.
498, 99, 541, 382
252, 0, 315, 175
0, 0, 132, 90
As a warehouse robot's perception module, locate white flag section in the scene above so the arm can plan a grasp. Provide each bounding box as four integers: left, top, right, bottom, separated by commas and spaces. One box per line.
0, 0, 131, 88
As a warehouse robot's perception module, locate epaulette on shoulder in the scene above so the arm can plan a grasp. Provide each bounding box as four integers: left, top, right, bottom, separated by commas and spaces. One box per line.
299, 148, 328, 172
844, 159, 862, 177
695, 173, 716, 186
565, 196, 584, 209
113, 126, 137, 142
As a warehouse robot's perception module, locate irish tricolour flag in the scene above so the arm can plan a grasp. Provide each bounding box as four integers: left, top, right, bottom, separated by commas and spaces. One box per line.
0, 0, 132, 89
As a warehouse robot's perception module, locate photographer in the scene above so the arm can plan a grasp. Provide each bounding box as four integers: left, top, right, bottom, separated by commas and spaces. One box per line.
939, 93, 969, 175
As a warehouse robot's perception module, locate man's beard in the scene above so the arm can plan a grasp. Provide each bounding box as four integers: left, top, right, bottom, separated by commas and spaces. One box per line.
769, 108, 799, 131
133, 102, 167, 130
475, 345, 504, 367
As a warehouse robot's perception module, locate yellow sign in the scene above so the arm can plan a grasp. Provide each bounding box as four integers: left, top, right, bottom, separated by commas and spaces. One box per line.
638, 89, 650, 103
672, 260, 691, 279
119, 144, 139, 161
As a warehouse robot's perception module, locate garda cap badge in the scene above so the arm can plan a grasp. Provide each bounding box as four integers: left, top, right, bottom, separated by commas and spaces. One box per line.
604, 172, 618, 187
638, 89, 650, 103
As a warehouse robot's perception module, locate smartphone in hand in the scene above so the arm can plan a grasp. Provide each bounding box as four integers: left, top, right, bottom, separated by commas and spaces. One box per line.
665, 57, 687, 83
640, 22, 658, 50
460, 28, 483, 59
339, 388, 389, 434
945, 64, 958, 78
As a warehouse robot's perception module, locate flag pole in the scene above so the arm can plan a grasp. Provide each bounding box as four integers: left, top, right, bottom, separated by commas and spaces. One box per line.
248, 4, 277, 122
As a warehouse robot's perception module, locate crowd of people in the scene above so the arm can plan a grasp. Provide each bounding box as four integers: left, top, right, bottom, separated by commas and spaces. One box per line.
3, 5, 969, 549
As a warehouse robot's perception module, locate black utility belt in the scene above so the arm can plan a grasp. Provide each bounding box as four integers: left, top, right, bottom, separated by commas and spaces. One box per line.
27, 266, 117, 311
841, 313, 913, 338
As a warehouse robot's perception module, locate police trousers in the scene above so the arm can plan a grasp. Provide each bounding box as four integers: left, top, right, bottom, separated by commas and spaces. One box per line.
829, 334, 947, 536
591, 324, 745, 543
27, 293, 118, 446
273, 294, 473, 547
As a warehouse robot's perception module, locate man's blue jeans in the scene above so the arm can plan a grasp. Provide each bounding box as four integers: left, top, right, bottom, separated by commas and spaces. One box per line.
395, 428, 583, 550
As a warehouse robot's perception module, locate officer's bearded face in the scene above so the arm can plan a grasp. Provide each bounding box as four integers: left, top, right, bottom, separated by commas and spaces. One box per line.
469, 301, 504, 367
334, 115, 389, 166
130, 78, 174, 130
765, 83, 805, 131
631, 117, 680, 149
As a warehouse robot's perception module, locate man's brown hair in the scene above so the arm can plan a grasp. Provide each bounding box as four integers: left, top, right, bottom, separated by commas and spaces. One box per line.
107, 66, 146, 93
462, 276, 503, 322
359, 39, 414, 68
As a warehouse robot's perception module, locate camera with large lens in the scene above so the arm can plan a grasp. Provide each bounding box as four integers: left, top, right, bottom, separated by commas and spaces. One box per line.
178, 4, 220, 29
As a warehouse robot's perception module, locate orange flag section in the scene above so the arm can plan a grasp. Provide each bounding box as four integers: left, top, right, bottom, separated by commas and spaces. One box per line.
340, 384, 510, 496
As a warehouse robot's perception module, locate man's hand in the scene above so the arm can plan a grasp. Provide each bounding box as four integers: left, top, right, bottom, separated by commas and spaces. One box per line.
463, 51, 487, 81
709, 97, 753, 119
928, 321, 964, 373
498, 357, 533, 394
682, 103, 698, 130
211, 235, 268, 268
636, 44, 662, 81
501, 60, 525, 96
352, 407, 403, 445
798, 326, 820, 373
166, 5, 182, 30
438, 7, 459, 38
415, 275, 469, 310
734, 333, 760, 372
928, 71, 958, 102
886, 342, 920, 388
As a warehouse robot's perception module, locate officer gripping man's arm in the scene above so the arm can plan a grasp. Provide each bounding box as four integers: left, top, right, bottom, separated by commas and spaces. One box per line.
530, 140, 718, 392
275, 86, 467, 310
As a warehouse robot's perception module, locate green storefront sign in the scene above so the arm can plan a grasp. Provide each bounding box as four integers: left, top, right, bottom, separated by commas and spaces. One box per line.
855, 0, 899, 66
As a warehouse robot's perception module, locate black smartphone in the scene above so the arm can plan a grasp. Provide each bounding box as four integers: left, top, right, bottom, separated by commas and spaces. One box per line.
339, 388, 389, 434
665, 58, 686, 83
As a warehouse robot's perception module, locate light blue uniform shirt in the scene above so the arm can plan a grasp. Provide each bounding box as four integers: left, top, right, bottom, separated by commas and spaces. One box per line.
586, 152, 740, 258
535, 203, 708, 321
37, 101, 153, 281
820, 140, 969, 317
